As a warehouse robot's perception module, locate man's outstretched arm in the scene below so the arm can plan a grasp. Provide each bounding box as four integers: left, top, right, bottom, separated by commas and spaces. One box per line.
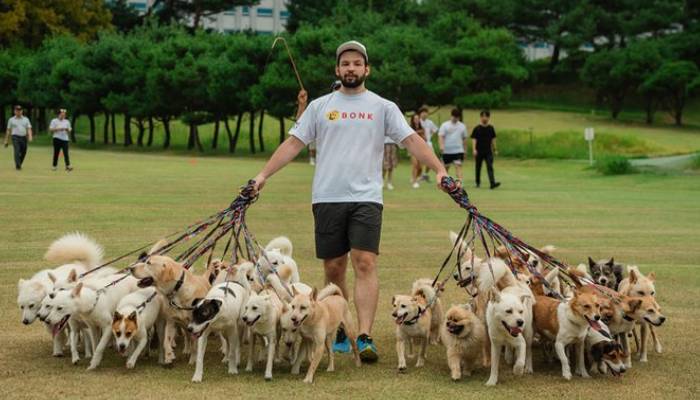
252, 136, 306, 192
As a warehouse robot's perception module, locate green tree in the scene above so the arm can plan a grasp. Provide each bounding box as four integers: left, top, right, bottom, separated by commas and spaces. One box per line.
640, 61, 699, 125
152, 0, 258, 29
0, 0, 112, 48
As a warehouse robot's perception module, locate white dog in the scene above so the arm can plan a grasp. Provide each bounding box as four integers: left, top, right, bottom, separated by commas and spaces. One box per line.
112, 287, 163, 369
17, 232, 103, 356
189, 280, 251, 382
241, 288, 283, 380
46, 273, 138, 368
485, 287, 534, 386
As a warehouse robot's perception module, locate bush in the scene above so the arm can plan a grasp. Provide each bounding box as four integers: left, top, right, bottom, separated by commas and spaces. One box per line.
497, 130, 656, 159
692, 154, 700, 170
595, 155, 635, 175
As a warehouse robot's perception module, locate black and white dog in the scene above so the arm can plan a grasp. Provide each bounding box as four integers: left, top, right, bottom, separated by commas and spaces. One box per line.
588, 257, 624, 290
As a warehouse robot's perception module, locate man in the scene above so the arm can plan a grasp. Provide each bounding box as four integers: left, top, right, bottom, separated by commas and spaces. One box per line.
438, 108, 468, 181
4, 105, 33, 170
471, 110, 501, 189
419, 107, 438, 182
49, 108, 73, 171
251, 41, 448, 362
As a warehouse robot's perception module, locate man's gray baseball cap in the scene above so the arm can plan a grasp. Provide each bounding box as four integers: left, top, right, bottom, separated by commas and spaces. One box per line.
336, 40, 368, 63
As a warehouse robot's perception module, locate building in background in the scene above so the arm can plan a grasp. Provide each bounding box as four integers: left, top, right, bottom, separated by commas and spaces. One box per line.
123, 0, 289, 34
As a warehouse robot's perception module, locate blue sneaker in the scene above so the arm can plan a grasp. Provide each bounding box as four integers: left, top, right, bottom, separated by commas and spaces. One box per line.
357, 333, 378, 363
333, 327, 351, 353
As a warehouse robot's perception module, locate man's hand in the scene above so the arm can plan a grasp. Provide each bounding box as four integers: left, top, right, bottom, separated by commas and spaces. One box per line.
473, 149, 478, 159
252, 174, 266, 194
297, 89, 308, 107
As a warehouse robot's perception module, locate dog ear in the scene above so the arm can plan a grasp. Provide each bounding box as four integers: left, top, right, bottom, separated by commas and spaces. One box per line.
47, 273, 56, 283
72, 282, 83, 297
647, 271, 656, 282
138, 251, 148, 261
391, 296, 396, 307
113, 311, 122, 322
590, 343, 604, 361
629, 269, 638, 284
191, 298, 203, 307
128, 311, 137, 321
148, 239, 168, 255
68, 269, 77, 283
282, 302, 288, 313
588, 257, 596, 269
417, 305, 424, 315
211, 299, 222, 312
292, 285, 299, 297
17, 278, 26, 289
311, 287, 318, 301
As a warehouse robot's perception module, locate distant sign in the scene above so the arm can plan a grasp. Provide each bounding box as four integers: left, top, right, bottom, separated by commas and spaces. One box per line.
584, 127, 595, 141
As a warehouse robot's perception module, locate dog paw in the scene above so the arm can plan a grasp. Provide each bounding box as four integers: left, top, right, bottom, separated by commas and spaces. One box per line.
513, 364, 524, 376
264, 375, 272, 381
126, 361, 135, 369
53, 352, 64, 358
655, 344, 663, 354
398, 367, 407, 374
485, 378, 497, 386
416, 359, 425, 368
303, 377, 313, 384
451, 373, 461, 381
228, 368, 238, 375
191, 375, 202, 383
563, 372, 572, 380
86, 364, 98, 371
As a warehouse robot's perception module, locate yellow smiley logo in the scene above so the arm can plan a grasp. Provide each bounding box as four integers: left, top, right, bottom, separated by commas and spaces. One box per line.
326, 110, 339, 121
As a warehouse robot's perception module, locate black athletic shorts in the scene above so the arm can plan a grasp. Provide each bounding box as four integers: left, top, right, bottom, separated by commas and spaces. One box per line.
442, 152, 464, 165
312, 202, 383, 259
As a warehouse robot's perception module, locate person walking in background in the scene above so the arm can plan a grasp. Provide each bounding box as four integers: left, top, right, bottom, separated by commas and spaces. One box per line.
471, 110, 500, 189
382, 136, 399, 190
49, 109, 73, 171
4, 105, 32, 171
419, 107, 438, 182
438, 108, 468, 182
409, 113, 425, 189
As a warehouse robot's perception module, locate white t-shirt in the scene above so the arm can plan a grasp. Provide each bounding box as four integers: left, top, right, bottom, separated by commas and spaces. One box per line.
438, 120, 468, 154
420, 118, 438, 143
7, 116, 32, 137
50, 118, 71, 141
290, 90, 414, 204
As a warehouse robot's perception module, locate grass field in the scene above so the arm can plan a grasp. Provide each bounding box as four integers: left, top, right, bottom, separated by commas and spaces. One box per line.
1, 147, 699, 399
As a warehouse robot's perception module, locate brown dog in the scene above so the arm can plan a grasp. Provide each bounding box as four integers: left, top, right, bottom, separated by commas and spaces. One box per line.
440, 304, 486, 381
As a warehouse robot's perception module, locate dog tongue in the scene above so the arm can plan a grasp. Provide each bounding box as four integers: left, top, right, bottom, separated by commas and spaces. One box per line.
510, 326, 522, 336
587, 318, 602, 331
51, 324, 60, 337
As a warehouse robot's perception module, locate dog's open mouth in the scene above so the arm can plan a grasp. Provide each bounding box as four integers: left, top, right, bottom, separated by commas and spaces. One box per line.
644, 316, 664, 327
52, 315, 70, 337
394, 313, 407, 325
447, 323, 464, 335
605, 361, 624, 377
137, 277, 154, 288
501, 321, 521, 337
585, 316, 602, 331
245, 315, 261, 327
292, 315, 307, 328
190, 324, 208, 340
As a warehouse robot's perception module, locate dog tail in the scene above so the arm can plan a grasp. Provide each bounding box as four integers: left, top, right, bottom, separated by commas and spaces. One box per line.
539, 245, 556, 255
44, 232, 103, 267
477, 258, 511, 293
265, 236, 293, 257
412, 280, 438, 306
317, 283, 343, 301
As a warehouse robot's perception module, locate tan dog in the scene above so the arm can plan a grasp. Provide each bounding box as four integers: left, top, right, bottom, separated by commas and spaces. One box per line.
391, 280, 441, 372
618, 266, 660, 362
131, 251, 211, 365
533, 287, 602, 380
440, 304, 486, 381
604, 294, 665, 368
288, 284, 361, 383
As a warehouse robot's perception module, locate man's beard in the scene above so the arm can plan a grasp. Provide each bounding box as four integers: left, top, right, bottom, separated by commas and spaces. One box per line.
339, 73, 366, 88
